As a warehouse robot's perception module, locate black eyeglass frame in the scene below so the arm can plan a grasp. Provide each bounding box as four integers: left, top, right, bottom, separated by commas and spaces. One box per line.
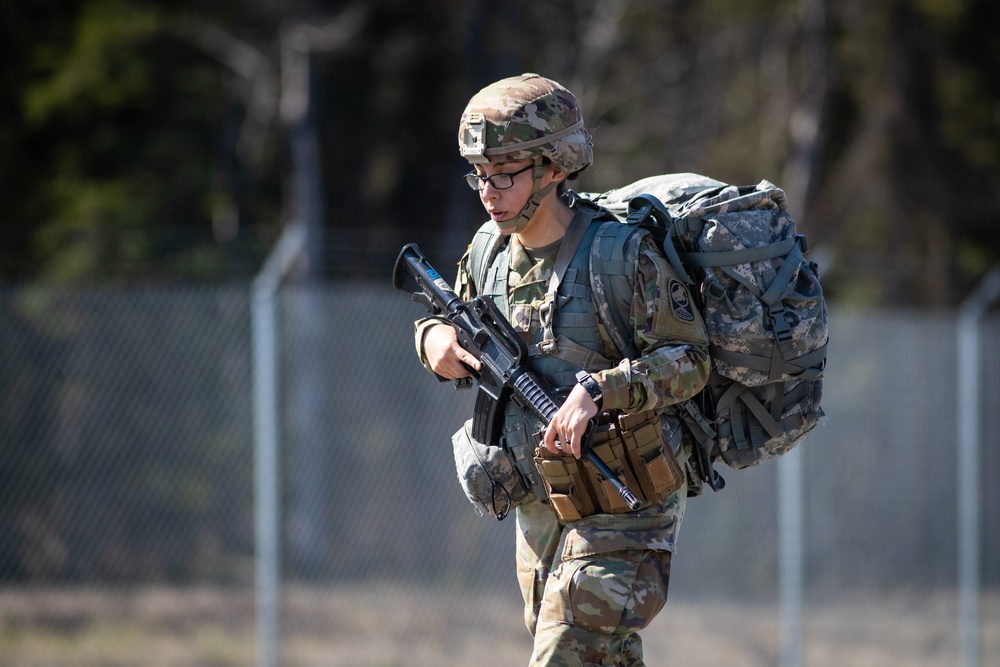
463, 163, 534, 191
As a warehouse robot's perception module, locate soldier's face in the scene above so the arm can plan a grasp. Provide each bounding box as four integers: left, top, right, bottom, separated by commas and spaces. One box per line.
474, 159, 563, 233
474, 158, 536, 227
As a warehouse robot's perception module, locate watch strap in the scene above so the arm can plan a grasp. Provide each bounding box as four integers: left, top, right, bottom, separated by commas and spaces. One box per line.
575, 370, 603, 410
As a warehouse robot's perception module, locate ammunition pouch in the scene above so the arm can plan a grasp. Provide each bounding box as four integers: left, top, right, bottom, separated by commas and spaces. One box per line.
533, 410, 686, 523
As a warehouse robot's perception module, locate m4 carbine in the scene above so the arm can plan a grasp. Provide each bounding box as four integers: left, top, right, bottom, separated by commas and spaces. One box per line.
393, 242, 641, 511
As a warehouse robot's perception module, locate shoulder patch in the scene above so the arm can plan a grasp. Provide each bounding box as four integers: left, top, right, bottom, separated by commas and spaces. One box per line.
668, 279, 695, 322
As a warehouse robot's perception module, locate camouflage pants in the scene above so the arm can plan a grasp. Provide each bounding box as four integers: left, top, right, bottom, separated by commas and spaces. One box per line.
516, 500, 674, 666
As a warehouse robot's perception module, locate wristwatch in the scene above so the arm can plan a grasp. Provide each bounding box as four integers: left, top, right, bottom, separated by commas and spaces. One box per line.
575, 370, 604, 410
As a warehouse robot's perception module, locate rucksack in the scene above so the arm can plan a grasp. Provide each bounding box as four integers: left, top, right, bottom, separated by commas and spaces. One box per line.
582, 173, 828, 490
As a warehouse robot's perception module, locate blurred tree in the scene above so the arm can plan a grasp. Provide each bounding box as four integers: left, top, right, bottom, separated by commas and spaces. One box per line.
803, 0, 1000, 304
1, 0, 285, 282
0, 0, 997, 299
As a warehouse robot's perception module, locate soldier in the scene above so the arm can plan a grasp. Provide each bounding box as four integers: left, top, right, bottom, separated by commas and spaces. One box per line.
414, 73, 711, 666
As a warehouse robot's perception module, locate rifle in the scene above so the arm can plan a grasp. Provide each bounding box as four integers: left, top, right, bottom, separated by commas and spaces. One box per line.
393, 242, 641, 511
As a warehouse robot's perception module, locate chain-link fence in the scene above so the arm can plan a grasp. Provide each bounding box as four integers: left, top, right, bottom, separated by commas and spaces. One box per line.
1, 284, 998, 666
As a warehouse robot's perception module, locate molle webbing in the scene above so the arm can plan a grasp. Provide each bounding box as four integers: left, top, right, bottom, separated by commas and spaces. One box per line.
468, 212, 616, 389
590, 222, 646, 360
529, 219, 613, 385
469, 223, 509, 311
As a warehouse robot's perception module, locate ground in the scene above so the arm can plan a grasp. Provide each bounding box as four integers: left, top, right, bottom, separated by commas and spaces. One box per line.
0, 585, 996, 666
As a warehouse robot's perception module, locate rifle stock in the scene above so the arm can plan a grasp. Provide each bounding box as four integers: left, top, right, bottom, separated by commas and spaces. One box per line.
394, 242, 641, 511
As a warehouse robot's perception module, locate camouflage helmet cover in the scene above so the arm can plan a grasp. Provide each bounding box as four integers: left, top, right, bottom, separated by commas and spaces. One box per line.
458, 73, 593, 174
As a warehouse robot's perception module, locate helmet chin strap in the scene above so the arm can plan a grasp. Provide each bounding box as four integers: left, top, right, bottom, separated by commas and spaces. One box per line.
495, 158, 558, 235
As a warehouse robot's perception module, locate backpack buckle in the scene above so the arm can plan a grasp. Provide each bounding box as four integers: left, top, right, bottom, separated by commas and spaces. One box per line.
704, 275, 726, 300
769, 304, 793, 342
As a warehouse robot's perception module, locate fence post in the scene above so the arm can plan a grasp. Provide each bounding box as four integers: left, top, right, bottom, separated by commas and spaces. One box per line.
251, 221, 306, 667
957, 264, 1000, 667
779, 446, 804, 667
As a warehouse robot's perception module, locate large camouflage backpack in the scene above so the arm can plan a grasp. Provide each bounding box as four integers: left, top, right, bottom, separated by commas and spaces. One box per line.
582, 173, 828, 490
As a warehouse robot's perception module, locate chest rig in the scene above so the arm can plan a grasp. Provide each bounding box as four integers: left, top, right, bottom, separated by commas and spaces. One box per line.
472, 206, 617, 385
468, 203, 619, 502
467, 200, 688, 519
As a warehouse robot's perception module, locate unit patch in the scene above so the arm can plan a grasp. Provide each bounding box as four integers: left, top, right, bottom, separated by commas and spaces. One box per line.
668, 279, 695, 322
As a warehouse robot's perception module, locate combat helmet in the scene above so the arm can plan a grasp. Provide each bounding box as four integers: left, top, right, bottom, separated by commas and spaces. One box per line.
458, 73, 593, 233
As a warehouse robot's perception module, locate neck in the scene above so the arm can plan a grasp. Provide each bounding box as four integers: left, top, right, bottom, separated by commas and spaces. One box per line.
514, 193, 574, 248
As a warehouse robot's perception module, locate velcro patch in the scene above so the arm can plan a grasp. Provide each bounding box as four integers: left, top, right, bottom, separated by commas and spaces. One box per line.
668, 279, 695, 323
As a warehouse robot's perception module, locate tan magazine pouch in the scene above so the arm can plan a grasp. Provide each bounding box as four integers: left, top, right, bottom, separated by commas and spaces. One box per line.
619, 411, 686, 503
582, 435, 641, 514
533, 411, 685, 522
534, 456, 594, 522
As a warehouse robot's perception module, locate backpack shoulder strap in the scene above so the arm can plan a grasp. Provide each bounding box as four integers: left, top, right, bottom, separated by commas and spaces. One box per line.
626, 194, 694, 285
589, 219, 647, 360
468, 221, 506, 296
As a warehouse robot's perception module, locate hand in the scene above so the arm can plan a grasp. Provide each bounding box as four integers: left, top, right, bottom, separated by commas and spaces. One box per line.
423, 324, 482, 380
542, 383, 598, 459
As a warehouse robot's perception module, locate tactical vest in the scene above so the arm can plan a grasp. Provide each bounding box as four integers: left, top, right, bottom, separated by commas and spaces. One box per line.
477, 224, 614, 377
474, 204, 685, 516
469, 208, 621, 501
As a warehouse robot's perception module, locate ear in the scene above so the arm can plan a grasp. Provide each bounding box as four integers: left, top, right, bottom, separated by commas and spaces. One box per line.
546, 165, 569, 184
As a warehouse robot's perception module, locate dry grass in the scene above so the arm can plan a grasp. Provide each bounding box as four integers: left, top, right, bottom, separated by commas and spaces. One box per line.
0, 585, 996, 666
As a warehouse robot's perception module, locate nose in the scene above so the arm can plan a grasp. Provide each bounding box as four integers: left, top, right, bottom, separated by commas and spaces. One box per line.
481, 179, 501, 200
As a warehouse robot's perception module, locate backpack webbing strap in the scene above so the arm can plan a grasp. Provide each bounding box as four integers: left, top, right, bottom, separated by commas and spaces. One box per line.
528, 335, 613, 372
469, 224, 507, 296
674, 400, 725, 490
626, 195, 694, 285
719, 396, 809, 451
696, 234, 811, 380
710, 342, 827, 379
759, 240, 808, 358
538, 207, 600, 355
590, 222, 643, 360
718, 383, 784, 445
712, 378, 817, 451
759, 237, 806, 304
678, 236, 799, 270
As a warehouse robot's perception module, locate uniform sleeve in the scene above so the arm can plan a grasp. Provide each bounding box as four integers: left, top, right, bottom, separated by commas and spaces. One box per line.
593, 234, 711, 413
412, 247, 476, 374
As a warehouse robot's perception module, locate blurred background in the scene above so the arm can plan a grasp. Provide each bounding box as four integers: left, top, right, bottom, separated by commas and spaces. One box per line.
1, 0, 998, 665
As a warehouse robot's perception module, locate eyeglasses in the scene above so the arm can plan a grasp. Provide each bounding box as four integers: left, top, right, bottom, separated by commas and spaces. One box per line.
463, 164, 534, 191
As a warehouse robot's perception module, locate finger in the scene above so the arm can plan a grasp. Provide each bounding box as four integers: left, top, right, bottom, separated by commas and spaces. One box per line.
465, 353, 482, 371
542, 425, 562, 454
569, 429, 582, 459
454, 344, 482, 371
